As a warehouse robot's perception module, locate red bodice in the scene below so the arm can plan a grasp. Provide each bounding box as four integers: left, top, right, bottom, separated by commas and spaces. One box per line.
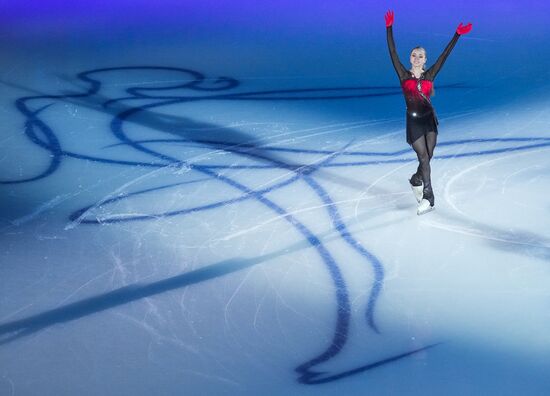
401, 77, 434, 115
402, 78, 433, 98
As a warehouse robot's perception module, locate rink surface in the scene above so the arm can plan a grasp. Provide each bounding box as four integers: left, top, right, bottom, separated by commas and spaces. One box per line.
1, 1, 550, 395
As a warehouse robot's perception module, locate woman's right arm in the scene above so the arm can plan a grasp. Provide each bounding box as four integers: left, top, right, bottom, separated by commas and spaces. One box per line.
385, 11, 407, 80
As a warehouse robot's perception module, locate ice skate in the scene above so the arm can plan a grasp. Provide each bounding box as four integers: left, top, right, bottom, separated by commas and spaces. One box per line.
417, 188, 434, 215
409, 173, 423, 203
417, 199, 435, 215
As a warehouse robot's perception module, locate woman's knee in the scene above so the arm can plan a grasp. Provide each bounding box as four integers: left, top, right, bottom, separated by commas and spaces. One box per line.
417, 151, 430, 164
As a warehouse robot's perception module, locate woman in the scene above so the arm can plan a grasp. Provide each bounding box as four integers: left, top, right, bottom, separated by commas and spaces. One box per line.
385, 10, 472, 214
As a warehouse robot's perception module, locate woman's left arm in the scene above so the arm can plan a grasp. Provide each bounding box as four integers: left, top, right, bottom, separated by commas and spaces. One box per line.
425, 22, 472, 80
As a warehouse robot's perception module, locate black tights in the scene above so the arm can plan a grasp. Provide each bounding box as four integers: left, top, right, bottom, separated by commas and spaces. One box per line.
412, 132, 437, 201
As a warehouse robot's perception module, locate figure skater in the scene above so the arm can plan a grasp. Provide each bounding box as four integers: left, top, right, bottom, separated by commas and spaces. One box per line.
384, 10, 472, 214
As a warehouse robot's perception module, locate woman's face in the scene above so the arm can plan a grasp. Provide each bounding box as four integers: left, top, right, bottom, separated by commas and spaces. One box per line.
410, 49, 427, 69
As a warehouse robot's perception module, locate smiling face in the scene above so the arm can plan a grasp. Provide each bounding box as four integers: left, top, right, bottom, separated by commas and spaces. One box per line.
410, 47, 427, 70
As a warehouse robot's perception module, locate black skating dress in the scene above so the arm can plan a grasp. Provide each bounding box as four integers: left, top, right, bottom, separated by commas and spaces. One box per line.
386, 26, 460, 145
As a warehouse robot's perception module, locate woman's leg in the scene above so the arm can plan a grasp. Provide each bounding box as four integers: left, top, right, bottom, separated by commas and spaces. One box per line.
426, 131, 437, 159
411, 134, 434, 205
412, 131, 437, 183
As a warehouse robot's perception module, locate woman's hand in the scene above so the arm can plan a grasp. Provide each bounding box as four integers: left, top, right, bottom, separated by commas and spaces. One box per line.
385, 10, 394, 27
456, 22, 473, 35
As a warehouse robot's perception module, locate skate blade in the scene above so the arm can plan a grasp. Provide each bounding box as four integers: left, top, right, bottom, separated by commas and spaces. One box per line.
410, 184, 423, 203
417, 199, 435, 215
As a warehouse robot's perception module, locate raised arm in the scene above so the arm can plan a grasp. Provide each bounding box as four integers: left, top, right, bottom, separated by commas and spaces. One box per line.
425, 22, 472, 80
385, 10, 408, 80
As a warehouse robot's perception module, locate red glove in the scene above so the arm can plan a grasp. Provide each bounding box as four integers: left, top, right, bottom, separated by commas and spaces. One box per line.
456, 22, 473, 35
385, 10, 394, 28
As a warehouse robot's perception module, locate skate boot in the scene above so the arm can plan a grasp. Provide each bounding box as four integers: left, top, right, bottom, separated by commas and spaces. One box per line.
409, 173, 423, 203
417, 187, 435, 215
